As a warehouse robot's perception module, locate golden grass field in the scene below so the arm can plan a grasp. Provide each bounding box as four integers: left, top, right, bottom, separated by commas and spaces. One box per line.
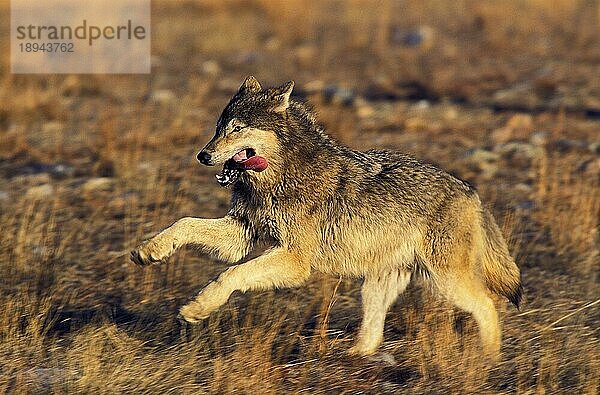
0, 1, 598, 393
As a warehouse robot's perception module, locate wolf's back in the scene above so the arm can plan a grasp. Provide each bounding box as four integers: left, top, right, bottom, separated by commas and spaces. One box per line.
479, 209, 522, 307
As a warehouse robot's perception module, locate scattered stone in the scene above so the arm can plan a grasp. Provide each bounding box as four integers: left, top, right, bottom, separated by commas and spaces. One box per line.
13, 173, 52, 186
201, 60, 221, 76
412, 100, 430, 110
588, 142, 600, 154
403, 31, 424, 46
464, 148, 500, 180
576, 158, 600, 176
586, 109, 600, 119
479, 162, 498, 180
467, 148, 500, 162
42, 120, 63, 135
150, 89, 175, 104
52, 164, 76, 178
491, 83, 542, 111
304, 80, 325, 94
515, 200, 535, 211
0, 190, 9, 201
60, 75, 100, 97
364, 76, 402, 101
40, 163, 76, 179
81, 177, 115, 193
109, 192, 139, 214
548, 139, 587, 153
60, 75, 81, 96
514, 183, 533, 194
233, 51, 259, 65
323, 84, 355, 106
506, 113, 533, 130
495, 142, 544, 165
12, 162, 75, 179
217, 78, 242, 93
27, 122, 63, 151
403, 117, 429, 131
355, 98, 376, 118
137, 162, 156, 174
390, 25, 435, 50
491, 114, 534, 144
264, 37, 280, 51
530, 131, 548, 146
490, 127, 513, 144
442, 106, 458, 121
25, 184, 54, 200
295, 44, 317, 67
93, 160, 115, 177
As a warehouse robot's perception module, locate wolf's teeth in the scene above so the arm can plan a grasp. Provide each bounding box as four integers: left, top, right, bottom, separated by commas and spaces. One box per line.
216, 173, 231, 186
216, 162, 243, 187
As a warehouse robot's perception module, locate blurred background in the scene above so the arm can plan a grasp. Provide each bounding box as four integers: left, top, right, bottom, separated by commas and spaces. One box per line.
0, 1, 598, 393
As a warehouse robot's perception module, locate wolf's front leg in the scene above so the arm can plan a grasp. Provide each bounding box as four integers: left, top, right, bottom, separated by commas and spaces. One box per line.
130, 216, 251, 266
179, 248, 310, 323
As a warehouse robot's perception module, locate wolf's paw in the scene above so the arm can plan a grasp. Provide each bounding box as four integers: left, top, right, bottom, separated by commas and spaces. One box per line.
178, 283, 229, 323
130, 236, 175, 266
178, 301, 213, 324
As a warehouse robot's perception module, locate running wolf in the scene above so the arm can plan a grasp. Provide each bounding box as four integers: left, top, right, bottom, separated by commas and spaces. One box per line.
131, 76, 522, 358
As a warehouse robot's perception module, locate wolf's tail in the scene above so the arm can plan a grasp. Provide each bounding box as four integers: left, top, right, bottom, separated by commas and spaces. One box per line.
479, 209, 522, 308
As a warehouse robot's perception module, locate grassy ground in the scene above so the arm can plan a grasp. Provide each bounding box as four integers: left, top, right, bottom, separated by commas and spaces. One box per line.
0, 1, 599, 393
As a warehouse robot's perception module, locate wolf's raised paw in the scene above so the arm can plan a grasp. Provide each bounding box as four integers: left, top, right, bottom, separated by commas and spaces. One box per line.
130, 237, 174, 266
178, 301, 212, 324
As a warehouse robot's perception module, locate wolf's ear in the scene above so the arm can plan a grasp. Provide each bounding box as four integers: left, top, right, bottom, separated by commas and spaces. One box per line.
238, 76, 262, 95
270, 80, 294, 113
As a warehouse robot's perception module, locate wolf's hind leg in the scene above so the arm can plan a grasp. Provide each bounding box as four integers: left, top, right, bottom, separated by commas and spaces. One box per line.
438, 275, 501, 359
131, 216, 251, 266
349, 270, 411, 356
179, 248, 310, 323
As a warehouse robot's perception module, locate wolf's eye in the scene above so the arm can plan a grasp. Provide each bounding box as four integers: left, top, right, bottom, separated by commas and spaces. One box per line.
232, 125, 243, 133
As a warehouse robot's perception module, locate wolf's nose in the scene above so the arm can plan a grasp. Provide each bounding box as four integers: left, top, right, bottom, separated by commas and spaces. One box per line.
197, 151, 213, 165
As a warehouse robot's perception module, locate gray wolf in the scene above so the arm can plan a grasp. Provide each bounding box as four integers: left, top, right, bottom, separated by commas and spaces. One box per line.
131, 76, 522, 358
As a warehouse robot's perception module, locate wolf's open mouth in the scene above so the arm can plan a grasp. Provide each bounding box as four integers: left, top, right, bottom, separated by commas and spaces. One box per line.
216, 148, 268, 187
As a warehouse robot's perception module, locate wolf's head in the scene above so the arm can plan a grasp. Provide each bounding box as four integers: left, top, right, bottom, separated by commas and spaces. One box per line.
198, 76, 294, 186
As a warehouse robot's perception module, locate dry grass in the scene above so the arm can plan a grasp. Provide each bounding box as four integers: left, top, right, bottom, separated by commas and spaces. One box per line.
0, 1, 599, 393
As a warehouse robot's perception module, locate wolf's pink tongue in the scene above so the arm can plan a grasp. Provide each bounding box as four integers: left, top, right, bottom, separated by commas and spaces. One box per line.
242, 156, 268, 172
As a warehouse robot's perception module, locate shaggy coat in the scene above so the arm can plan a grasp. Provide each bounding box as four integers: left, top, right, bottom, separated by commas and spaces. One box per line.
131, 76, 522, 358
